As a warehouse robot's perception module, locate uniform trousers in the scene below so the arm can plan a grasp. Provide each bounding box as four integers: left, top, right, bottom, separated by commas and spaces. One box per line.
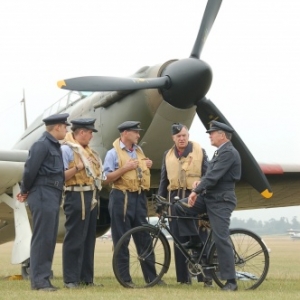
175, 190, 237, 280
167, 191, 190, 283
63, 190, 97, 283
27, 185, 62, 289
108, 188, 157, 283
168, 190, 211, 283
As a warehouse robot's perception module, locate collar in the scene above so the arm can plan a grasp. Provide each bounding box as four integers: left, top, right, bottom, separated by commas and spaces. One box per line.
175, 141, 193, 158
119, 140, 138, 152
43, 131, 60, 144
217, 141, 229, 151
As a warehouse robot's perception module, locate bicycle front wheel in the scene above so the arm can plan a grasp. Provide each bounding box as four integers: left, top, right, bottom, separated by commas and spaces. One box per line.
208, 228, 270, 290
112, 225, 171, 288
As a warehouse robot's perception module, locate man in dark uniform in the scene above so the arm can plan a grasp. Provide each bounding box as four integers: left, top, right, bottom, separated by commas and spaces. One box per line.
61, 118, 104, 288
17, 113, 70, 291
158, 123, 211, 285
175, 120, 241, 291
103, 121, 165, 287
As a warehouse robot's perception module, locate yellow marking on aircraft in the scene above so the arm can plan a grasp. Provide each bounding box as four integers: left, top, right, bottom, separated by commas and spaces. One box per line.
261, 189, 273, 199
133, 78, 146, 83
57, 80, 66, 88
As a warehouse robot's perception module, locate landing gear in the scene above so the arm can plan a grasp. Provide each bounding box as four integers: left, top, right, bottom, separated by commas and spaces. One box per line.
21, 259, 30, 279
20, 259, 53, 280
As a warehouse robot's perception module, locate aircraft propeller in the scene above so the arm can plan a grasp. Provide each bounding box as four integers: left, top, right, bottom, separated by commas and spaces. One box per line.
57, 76, 171, 93
57, 0, 273, 198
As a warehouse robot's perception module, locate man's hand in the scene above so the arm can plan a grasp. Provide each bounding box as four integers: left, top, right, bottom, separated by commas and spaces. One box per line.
123, 159, 139, 171
144, 158, 153, 169
16, 192, 28, 203
188, 192, 197, 207
192, 180, 200, 189
87, 156, 99, 166
76, 159, 84, 171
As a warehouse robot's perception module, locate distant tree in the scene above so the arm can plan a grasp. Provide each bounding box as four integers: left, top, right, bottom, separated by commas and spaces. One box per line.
291, 216, 300, 229
230, 217, 247, 228
229, 216, 300, 235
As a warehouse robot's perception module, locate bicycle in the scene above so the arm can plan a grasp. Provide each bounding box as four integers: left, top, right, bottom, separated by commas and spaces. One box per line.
112, 194, 270, 290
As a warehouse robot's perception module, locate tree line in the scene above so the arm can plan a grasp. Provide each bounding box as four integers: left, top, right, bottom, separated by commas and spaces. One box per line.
230, 216, 300, 235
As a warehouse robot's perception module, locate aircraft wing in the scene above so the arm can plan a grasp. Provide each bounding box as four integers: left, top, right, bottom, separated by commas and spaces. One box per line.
235, 163, 300, 210
0, 149, 27, 194
0, 149, 28, 246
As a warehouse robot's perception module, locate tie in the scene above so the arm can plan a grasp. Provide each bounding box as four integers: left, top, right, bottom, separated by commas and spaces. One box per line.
214, 150, 218, 157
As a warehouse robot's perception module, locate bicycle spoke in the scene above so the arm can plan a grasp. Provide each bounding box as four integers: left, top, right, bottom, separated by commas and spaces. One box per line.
208, 228, 269, 290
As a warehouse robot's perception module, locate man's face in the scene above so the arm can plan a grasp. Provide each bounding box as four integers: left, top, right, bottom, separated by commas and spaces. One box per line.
124, 130, 140, 144
209, 130, 225, 147
57, 124, 68, 140
80, 129, 93, 146
172, 127, 189, 150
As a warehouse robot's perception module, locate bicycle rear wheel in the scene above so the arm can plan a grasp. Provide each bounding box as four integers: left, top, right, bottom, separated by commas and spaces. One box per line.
208, 228, 269, 290
112, 225, 171, 288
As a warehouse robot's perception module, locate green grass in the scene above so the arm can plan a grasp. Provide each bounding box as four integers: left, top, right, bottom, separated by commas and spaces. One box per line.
1, 235, 300, 300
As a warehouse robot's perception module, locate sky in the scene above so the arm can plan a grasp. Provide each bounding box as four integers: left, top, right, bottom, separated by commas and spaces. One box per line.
0, 0, 299, 222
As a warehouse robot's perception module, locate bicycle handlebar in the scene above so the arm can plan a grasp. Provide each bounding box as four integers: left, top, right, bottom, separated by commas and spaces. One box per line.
152, 194, 210, 223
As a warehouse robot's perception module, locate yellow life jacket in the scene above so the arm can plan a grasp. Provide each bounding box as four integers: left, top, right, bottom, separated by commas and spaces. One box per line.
112, 138, 150, 192
165, 141, 203, 191
64, 132, 102, 187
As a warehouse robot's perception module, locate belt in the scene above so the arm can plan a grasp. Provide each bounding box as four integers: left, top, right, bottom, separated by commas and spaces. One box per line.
65, 185, 95, 192
34, 177, 64, 190
205, 183, 235, 194
112, 188, 146, 193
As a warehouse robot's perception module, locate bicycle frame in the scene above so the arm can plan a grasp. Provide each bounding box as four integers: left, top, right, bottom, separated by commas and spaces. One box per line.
151, 210, 215, 277
112, 194, 270, 289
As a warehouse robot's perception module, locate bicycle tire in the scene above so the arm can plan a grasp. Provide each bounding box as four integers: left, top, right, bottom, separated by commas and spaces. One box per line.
208, 228, 269, 290
112, 224, 171, 288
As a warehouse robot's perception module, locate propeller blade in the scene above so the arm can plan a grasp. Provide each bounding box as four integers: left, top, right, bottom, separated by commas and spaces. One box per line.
57, 76, 170, 92
190, 0, 223, 59
196, 97, 273, 199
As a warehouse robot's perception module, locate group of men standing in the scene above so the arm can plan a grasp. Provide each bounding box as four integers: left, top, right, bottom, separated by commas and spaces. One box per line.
17, 112, 241, 292
17, 114, 104, 291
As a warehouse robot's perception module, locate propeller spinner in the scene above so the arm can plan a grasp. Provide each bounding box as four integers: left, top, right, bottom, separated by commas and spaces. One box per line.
57, 0, 272, 198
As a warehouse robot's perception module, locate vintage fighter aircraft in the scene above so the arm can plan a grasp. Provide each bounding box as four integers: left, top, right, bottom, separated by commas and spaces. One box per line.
0, 0, 299, 277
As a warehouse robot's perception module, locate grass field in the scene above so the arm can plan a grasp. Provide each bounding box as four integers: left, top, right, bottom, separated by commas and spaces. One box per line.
0, 235, 299, 300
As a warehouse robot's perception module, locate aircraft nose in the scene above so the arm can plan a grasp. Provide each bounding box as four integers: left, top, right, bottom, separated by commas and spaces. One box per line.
160, 58, 212, 109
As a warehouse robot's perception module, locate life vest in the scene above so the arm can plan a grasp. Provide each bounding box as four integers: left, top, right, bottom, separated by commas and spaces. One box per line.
112, 138, 150, 192
64, 132, 102, 187
165, 141, 203, 191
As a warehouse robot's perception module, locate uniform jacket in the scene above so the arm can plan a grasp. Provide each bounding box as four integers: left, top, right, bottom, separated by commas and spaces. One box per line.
193, 141, 241, 194
21, 131, 65, 193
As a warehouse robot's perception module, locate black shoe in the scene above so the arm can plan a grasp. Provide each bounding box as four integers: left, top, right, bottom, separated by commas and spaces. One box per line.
180, 281, 191, 285
64, 282, 79, 289
125, 281, 136, 288
182, 241, 203, 249
203, 279, 213, 288
32, 286, 58, 292
157, 279, 167, 286
81, 282, 104, 287
50, 285, 60, 290
221, 282, 238, 291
